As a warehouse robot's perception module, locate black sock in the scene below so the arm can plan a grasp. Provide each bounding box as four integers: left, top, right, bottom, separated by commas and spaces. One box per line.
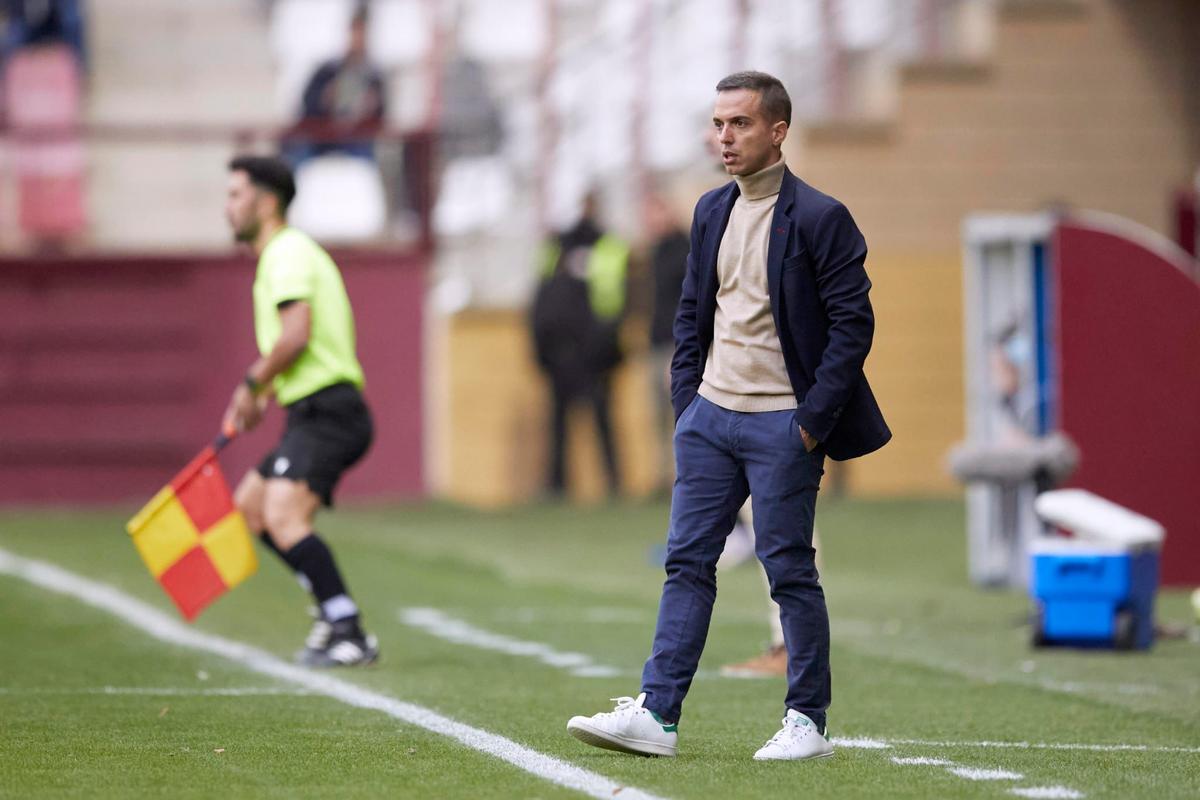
281, 533, 353, 608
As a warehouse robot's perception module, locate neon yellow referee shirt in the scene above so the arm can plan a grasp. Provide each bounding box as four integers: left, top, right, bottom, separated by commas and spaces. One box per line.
253, 227, 365, 406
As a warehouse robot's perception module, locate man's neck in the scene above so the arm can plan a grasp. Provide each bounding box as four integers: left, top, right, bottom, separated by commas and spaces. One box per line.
735, 154, 786, 201
252, 219, 286, 257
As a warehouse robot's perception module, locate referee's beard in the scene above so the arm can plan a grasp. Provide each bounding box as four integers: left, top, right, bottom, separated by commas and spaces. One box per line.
233, 219, 260, 243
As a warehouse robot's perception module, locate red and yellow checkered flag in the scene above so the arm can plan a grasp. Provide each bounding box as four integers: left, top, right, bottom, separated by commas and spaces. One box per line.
126, 440, 256, 621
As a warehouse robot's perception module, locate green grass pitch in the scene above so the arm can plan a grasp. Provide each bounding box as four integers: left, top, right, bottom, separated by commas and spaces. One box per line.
1, 498, 1197, 798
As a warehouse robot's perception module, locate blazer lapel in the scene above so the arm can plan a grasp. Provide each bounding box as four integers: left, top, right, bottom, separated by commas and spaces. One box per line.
700, 183, 739, 324
767, 168, 796, 322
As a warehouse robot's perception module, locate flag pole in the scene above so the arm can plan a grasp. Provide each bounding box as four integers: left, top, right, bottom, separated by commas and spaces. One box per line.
212, 422, 238, 453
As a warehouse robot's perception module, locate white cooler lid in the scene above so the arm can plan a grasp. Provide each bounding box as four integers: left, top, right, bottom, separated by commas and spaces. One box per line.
1029, 537, 1150, 556
1034, 489, 1165, 548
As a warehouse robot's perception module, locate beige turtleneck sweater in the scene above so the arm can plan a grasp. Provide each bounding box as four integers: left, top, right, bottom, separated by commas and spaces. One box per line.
698, 156, 797, 412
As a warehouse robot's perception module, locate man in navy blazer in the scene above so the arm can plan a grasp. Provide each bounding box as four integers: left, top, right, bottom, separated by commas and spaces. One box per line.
568, 71, 889, 761
670, 139, 891, 461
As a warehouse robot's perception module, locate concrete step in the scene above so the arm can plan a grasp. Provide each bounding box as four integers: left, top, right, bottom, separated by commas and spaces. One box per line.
87, 0, 276, 126
85, 141, 235, 250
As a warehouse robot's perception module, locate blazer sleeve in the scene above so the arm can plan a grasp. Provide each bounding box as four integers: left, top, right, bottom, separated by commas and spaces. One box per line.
669, 203, 705, 421
794, 202, 875, 443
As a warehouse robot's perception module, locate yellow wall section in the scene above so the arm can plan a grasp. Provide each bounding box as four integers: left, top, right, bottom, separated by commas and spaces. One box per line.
435, 311, 539, 508
433, 253, 963, 505
434, 311, 661, 507
796, 1, 1198, 255
853, 254, 964, 496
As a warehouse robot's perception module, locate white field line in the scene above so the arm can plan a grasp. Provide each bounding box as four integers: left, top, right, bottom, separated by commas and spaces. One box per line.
834, 736, 892, 749
833, 736, 1200, 755
948, 766, 1024, 781
497, 607, 650, 625
399, 607, 622, 678
0, 686, 312, 696
0, 548, 669, 800
1010, 788, 1084, 799
892, 755, 1076, 797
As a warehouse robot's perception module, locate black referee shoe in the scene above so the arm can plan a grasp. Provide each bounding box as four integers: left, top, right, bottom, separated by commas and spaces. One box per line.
292, 606, 334, 665
296, 617, 379, 668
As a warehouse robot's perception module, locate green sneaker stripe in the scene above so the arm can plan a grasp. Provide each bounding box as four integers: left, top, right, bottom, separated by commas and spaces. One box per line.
648, 710, 677, 733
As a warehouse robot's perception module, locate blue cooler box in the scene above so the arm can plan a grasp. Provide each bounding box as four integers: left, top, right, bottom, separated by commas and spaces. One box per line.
1030, 539, 1159, 649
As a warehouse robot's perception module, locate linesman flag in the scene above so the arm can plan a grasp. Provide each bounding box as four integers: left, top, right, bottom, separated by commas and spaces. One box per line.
126, 438, 256, 621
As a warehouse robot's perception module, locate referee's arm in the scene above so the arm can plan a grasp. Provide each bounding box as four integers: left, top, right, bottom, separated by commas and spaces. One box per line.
224, 300, 311, 432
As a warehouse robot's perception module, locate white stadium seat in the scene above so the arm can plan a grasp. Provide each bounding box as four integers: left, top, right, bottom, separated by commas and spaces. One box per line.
290, 154, 388, 242
433, 156, 514, 237
367, 0, 430, 68
459, 0, 544, 63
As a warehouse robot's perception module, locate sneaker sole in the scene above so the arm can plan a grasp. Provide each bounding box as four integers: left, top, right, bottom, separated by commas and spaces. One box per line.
566, 719, 676, 758
753, 749, 835, 762
294, 647, 380, 668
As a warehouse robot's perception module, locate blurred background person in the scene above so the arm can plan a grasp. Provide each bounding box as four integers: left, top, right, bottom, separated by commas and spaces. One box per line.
644, 188, 690, 494
281, 3, 384, 166
530, 192, 629, 500
2, 0, 85, 70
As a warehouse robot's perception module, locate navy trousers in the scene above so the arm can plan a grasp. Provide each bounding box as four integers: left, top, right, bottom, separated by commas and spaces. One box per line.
641, 395, 830, 729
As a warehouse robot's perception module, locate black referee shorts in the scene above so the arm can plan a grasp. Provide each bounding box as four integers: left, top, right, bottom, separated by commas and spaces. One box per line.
257, 382, 373, 507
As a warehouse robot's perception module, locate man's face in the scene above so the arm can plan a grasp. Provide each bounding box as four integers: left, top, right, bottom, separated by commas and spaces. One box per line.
226, 170, 263, 243
712, 88, 786, 176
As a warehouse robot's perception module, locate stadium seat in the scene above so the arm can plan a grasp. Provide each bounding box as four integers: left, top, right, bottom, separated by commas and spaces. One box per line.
459, 0, 544, 63
3, 44, 86, 239
290, 154, 387, 242
366, 0, 429, 68
432, 155, 513, 237
269, 0, 351, 64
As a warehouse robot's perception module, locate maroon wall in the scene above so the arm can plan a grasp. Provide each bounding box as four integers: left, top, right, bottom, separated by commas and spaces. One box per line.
1055, 218, 1200, 586
0, 250, 425, 506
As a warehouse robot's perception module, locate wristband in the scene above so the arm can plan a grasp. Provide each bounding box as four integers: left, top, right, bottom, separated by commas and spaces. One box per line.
244, 373, 264, 395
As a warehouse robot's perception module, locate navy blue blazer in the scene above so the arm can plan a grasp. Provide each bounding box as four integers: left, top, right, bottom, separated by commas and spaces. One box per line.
670, 166, 891, 461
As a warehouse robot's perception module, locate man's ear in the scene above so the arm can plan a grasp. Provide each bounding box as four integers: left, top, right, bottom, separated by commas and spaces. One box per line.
256, 189, 279, 222
772, 120, 788, 147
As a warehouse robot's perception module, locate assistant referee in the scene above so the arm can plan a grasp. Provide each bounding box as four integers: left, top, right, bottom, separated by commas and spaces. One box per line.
222, 155, 377, 668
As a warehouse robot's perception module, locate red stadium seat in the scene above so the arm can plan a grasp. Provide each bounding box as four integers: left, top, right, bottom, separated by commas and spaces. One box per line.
3, 44, 86, 239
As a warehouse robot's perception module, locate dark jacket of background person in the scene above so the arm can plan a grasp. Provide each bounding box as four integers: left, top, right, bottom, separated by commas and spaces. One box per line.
2, 0, 86, 69
671, 166, 891, 460
530, 215, 629, 496
301, 58, 385, 129
649, 228, 690, 349
293, 57, 386, 157
530, 218, 626, 388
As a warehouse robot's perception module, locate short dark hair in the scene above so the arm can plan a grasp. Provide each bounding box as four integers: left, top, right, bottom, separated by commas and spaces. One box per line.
715, 71, 791, 126
228, 155, 296, 215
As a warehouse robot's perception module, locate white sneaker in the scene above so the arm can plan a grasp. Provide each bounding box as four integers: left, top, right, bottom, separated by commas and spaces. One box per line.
753, 709, 834, 761
566, 693, 678, 757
